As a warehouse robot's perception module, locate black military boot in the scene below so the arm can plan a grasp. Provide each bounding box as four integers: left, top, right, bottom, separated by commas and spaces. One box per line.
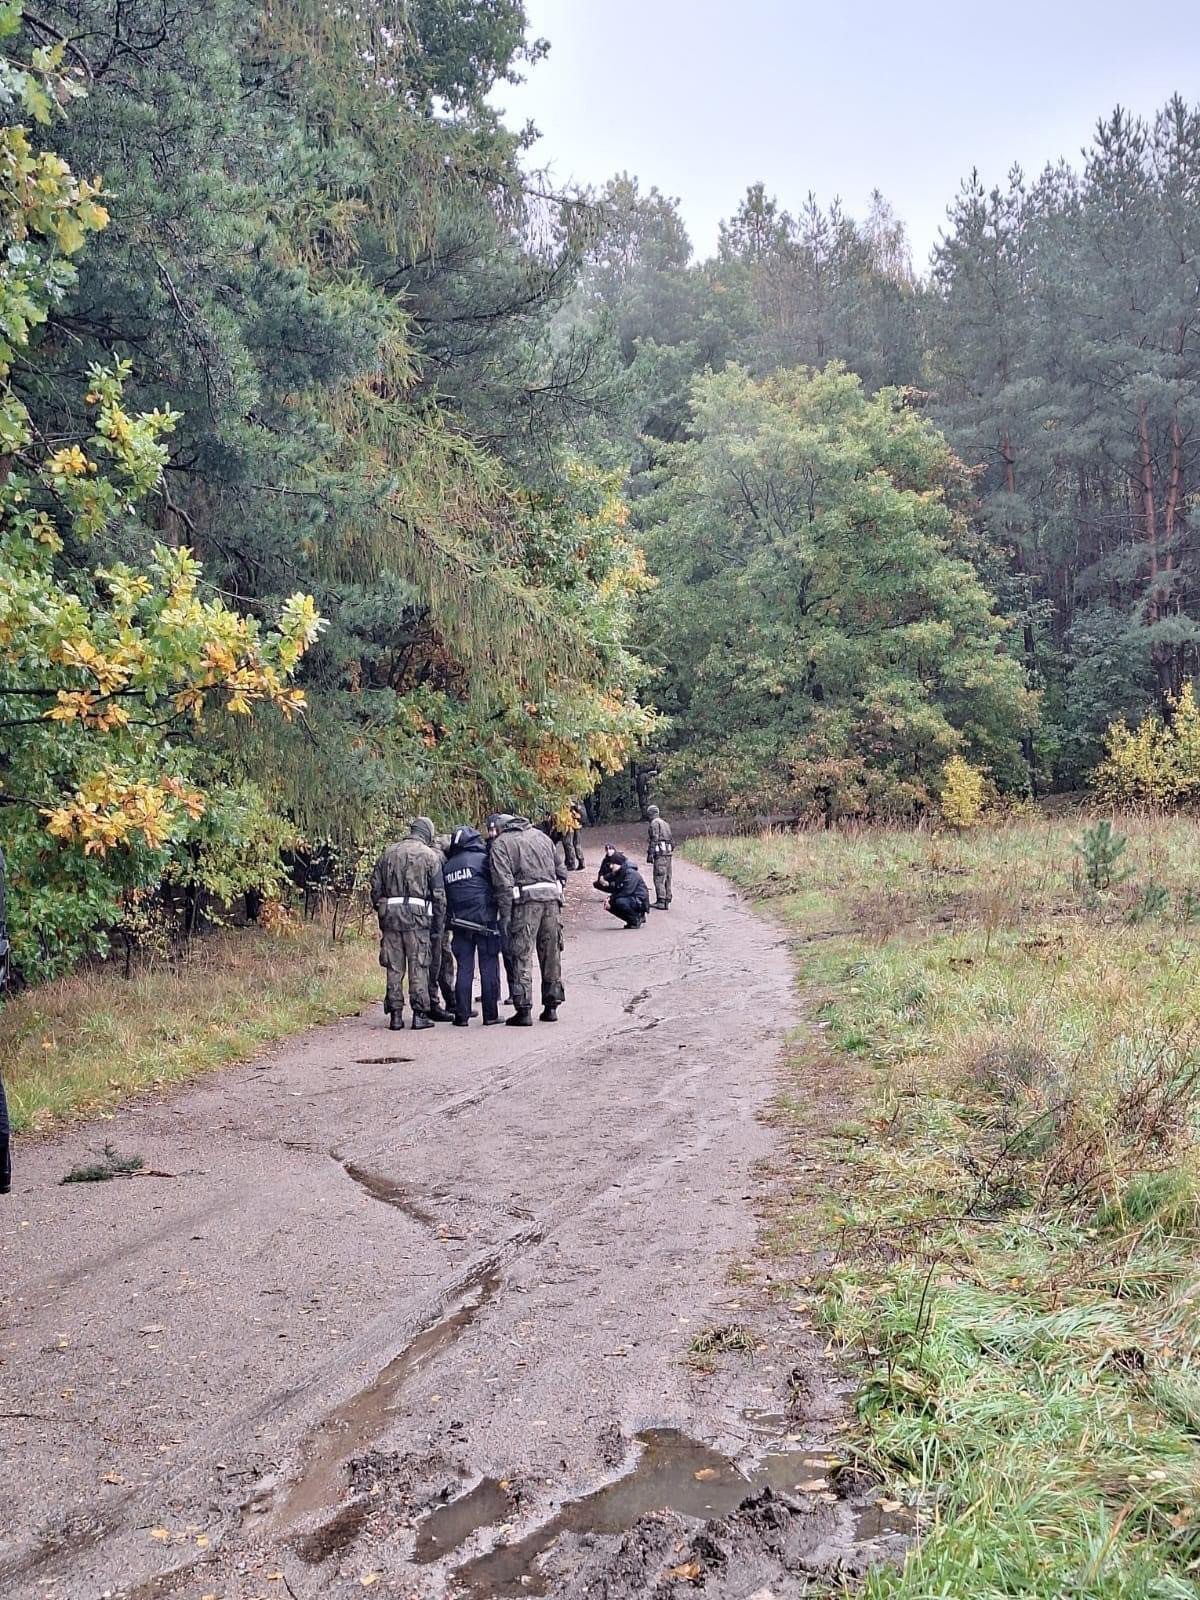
411, 1012, 435, 1031
506, 1008, 533, 1027
389, 1010, 405, 1031
540, 1005, 558, 1023
428, 1005, 455, 1023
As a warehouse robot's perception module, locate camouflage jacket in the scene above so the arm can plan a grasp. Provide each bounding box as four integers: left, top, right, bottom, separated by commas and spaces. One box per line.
489, 818, 564, 912
371, 837, 446, 930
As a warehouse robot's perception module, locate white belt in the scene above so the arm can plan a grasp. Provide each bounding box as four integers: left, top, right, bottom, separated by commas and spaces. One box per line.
385, 895, 431, 909
512, 881, 563, 899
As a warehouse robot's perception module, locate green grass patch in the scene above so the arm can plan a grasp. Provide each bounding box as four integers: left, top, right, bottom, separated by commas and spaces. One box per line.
2, 921, 382, 1134
687, 815, 1200, 1597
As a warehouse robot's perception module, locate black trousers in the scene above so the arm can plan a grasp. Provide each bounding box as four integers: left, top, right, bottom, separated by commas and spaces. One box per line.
607, 893, 646, 927
451, 928, 502, 1023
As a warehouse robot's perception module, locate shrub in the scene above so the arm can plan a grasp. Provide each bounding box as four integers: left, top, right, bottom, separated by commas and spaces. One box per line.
1093, 682, 1200, 804
940, 755, 987, 828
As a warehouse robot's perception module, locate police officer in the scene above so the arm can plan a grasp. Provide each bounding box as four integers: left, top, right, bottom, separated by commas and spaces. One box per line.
488, 814, 565, 1026
370, 818, 447, 1031
646, 804, 674, 909
594, 847, 650, 928
442, 826, 504, 1026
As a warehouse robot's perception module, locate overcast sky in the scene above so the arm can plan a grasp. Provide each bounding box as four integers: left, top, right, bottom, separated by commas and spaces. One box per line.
491, 0, 1200, 271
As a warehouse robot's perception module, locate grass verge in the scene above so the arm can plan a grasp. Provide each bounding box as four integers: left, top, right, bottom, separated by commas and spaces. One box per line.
688, 815, 1200, 1598
2, 921, 381, 1134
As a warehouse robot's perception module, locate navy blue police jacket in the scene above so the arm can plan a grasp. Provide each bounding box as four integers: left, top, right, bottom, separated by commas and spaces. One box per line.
443, 827, 501, 935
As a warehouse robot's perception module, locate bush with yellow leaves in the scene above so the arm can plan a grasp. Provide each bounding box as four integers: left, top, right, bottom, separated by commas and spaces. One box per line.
940, 754, 988, 828
1093, 684, 1200, 806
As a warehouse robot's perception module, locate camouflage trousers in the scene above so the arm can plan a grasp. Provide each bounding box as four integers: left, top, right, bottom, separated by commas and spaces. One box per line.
505, 900, 564, 1012
380, 925, 434, 1018
436, 927, 456, 1008
653, 855, 673, 906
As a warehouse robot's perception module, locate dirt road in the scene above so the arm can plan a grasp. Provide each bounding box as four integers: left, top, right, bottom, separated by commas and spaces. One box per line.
0, 841, 890, 1599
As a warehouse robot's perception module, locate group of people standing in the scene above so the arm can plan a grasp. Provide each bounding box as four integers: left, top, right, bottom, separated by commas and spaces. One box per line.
369, 804, 674, 1029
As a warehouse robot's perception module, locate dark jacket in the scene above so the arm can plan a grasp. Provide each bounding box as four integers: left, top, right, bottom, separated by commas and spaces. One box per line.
443, 827, 500, 934
595, 854, 650, 908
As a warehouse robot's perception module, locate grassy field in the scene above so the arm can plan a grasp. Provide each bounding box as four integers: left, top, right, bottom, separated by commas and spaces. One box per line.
687, 814, 1200, 1599
1, 920, 382, 1134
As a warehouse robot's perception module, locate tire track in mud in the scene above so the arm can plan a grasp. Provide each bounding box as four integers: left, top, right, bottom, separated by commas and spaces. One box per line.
1, 1024, 768, 1593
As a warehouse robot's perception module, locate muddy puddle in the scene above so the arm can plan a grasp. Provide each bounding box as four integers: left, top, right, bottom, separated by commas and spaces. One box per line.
414, 1477, 512, 1564
741, 1407, 788, 1435
341, 1160, 436, 1226
246, 1266, 500, 1539
451, 1429, 844, 1597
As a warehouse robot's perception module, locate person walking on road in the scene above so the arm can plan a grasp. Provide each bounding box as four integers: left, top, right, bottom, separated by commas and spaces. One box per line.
442, 826, 504, 1027
646, 804, 674, 909
370, 817, 447, 1031
594, 848, 650, 928
488, 813, 566, 1026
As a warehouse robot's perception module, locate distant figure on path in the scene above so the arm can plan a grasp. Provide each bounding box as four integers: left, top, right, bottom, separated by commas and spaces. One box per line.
646, 804, 674, 909
564, 801, 586, 872
371, 817, 446, 1031
489, 814, 566, 1026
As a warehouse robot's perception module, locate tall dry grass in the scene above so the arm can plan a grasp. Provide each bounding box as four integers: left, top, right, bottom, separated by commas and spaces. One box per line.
2, 922, 381, 1133
689, 814, 1200, 1597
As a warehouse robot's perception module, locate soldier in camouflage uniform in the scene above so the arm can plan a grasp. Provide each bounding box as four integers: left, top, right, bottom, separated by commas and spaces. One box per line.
646, 804, 674, 909
489, 814, 566, 1026
370, 817, 446, 1031
564, 801, 586, 872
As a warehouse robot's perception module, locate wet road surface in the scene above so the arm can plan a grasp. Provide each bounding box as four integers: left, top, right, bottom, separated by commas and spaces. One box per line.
0, 839, 884, 1598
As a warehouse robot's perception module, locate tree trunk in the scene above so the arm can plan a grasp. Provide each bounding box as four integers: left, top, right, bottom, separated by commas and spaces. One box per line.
1138, 400, 1160, 618
1002, 431, 1039, 796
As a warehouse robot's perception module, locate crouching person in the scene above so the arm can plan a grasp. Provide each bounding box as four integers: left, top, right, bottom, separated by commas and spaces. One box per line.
443, 826, 504, 1027
488, 814, 565, 1026
594, 848, 650, 929
370, 817, 446, 1031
